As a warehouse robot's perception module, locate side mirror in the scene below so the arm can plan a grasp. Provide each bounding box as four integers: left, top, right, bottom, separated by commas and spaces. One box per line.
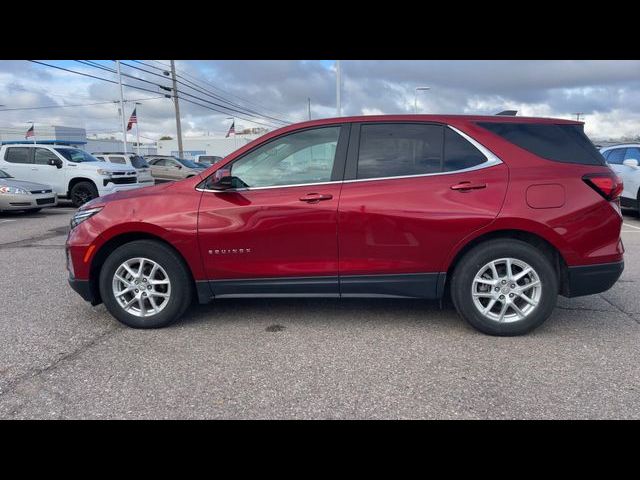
623, 158, 639, 169
48, 158, 63, 169
209, 168, 242, 190
175, 164, 182, 169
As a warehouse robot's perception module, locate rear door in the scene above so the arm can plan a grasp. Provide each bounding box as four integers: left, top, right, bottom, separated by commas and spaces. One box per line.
1, 147, 34, 181
337, 122, 508, 297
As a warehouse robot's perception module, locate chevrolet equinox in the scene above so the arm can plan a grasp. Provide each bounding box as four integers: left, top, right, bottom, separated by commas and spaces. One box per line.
66, 115, 625, 336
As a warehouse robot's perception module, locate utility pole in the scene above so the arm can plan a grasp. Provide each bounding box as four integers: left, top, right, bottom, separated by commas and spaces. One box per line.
115, 60, 128, 153
170, 60, 184, 158
336, 60, 341, 117
574, 112, 584, 122
135, 102, 141, 156
308, 97, 311, 120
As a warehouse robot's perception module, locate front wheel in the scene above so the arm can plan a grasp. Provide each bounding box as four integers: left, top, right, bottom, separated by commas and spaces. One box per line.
99, 240, 194, 328
450, 239, 558, 336
70, 181, 98, 208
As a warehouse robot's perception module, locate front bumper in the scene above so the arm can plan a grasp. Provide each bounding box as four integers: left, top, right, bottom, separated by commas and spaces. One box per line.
98, 183, 144, 196
564, 260, 624, 297
68, 276, 100, 304
0, 192, 58, 211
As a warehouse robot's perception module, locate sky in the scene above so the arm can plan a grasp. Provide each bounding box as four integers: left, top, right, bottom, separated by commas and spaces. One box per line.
1, 60, 639, 142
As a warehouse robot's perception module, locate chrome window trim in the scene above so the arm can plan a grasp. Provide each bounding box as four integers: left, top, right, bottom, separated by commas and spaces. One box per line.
196, 124, 503, 193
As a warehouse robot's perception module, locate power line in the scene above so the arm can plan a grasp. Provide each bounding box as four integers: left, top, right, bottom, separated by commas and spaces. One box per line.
28, 60, 172, 97
178, 96, 279, 129
0, 96, 164, 112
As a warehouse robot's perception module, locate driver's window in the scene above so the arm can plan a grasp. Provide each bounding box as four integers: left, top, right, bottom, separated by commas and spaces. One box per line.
230, 127, 340, 188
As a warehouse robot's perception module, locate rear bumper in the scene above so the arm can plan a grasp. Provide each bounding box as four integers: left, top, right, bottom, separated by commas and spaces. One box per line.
0, 192, 57, 211
564, 260, 624, 297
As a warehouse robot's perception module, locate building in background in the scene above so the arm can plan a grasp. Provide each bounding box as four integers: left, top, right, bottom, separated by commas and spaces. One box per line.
156, 133, 263, 160
0, 125, 157, 155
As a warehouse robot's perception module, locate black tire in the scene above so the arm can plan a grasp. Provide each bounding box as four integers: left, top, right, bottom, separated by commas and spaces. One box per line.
24, 208, 41, 214
450, 239, 558, 336
99, 240, 194, 328
70, 181, 98, 208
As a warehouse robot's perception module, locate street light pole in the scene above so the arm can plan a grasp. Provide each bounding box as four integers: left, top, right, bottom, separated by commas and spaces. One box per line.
414, 86, 431, 114
170, 60, 184, 158
336, 60, 342, 117
115, 60, 128, 153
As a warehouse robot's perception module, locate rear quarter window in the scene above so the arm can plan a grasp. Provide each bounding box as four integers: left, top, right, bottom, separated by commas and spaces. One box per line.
477, 122, 606, 166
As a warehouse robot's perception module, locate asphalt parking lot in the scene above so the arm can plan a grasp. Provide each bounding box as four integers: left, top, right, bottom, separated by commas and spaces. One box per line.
1, 203, 639, 419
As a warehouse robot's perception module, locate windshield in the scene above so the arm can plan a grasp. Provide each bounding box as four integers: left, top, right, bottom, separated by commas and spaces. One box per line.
131, 155, 149, 168
177, 158, 201, 169
0, 169, 12, 179
54, 148, 101, 163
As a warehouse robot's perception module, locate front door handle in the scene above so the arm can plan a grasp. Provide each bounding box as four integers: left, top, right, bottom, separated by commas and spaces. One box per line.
450, 182, 487, 192
299, 193, 333, 203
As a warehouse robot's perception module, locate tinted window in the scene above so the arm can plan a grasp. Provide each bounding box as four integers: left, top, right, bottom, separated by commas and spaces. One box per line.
150, 158, 165, 166
107, 155, 127, 164
357, 123, 443, 179
600, 150, 611, 161
177, 158, 200, 168
94, 155, 106, 161
444, 128, 487, 171
4, 147, 32, 164
606, 148, 625, 165
34, 148, 60, 165
624, 147, 640, 161
477, 122, 606, 165
229, 127, 340, 188
130, 155, 149, 168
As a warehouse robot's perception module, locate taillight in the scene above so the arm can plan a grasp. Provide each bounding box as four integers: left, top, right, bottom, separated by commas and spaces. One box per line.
583, 173, 623, 201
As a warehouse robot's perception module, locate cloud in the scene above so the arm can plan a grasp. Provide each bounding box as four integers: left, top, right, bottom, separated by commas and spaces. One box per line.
0, 60, 639, 141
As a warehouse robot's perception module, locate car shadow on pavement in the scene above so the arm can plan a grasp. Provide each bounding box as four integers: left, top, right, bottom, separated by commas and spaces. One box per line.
177, 297, 466, 331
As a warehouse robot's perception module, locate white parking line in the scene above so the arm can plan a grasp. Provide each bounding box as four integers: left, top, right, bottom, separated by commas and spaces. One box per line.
623, 222, 640, 230
0, 219, 16, 224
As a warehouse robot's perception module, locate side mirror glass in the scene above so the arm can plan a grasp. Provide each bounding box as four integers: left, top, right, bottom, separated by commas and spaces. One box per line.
623, 158, 639, 169
209, 168, 245, 190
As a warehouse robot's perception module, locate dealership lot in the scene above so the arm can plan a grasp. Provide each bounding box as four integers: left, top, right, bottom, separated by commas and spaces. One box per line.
0, 204, 639, 419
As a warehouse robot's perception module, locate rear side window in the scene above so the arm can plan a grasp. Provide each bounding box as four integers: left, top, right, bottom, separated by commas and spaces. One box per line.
477, 122, 606, 165
606, 148, 625, 165
444, 128, 487, 172
357, 123, 443, 179
4, 147, 32, 164
624, 147, 640, 161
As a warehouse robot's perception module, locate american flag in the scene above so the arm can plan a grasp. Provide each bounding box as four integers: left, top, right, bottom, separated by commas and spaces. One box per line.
127, 107, 138, 131
225, 121, 235, 138
25, 124, 34, 139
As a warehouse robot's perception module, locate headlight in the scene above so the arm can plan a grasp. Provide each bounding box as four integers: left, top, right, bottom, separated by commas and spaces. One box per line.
96, 169, 113, 177
70, 207, 103, 229
0, 186, 29, 195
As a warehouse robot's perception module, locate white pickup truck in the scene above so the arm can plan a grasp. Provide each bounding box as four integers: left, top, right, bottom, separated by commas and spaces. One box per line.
0, 143, 143, 207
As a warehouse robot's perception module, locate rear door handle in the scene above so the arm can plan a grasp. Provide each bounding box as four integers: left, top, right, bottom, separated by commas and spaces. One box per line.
299, 193, 333, 203
450, 182, 487, 191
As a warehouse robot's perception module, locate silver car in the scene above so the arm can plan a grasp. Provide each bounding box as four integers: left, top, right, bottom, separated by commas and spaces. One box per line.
0, 169, 58, 213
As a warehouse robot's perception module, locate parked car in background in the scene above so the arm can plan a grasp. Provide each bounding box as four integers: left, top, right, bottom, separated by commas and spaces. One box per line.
0, 144, 140, 207
0, 168, 58, 213
92, 152, 154, 186
600, 144, 640, 212
144, 155, 203, 182
194, 155, 223, 167
67, 115, 624, 336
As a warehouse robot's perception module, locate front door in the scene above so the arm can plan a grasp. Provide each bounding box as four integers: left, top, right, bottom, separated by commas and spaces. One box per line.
337, 122, 508, 298
197, 125, 349, 297
32, 147, 66, 193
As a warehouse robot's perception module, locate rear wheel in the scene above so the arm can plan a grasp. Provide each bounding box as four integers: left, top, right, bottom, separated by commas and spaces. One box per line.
99, 240, 194, 328
450, 239, 558, 336
70, 181, 98, 207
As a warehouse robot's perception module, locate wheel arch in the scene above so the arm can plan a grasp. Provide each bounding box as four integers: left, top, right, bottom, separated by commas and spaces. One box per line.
87, 231, 198, 306
444, 228, 570, 297
67, 177, 97, 197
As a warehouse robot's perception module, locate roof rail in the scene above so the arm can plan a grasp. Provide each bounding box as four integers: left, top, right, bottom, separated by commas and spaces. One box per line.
495, 110, 518, 116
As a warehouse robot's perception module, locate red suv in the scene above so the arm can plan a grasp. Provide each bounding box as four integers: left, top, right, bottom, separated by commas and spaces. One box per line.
66, 115, 624, 335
